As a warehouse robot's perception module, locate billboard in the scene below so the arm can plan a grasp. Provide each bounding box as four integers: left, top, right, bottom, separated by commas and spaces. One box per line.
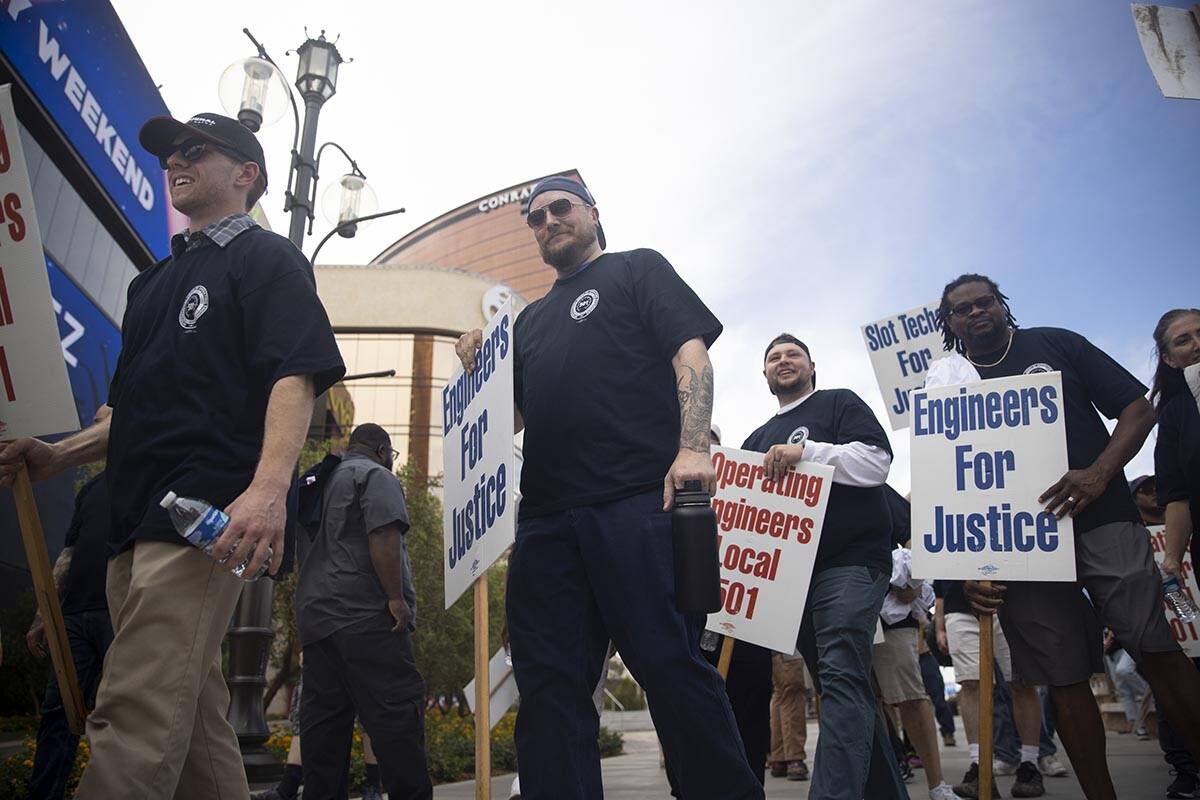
1, 0, 174, 258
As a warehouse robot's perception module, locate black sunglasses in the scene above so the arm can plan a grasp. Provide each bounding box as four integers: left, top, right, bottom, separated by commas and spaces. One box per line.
159, 138, 249, 170
526, 198, 589, 229
948, 294, 997, 317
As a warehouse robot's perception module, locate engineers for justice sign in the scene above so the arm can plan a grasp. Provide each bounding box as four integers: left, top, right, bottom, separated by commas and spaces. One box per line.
704, 446, 833, 653
861, 301, 947, 431
1148, 526, 1200, 658
0, 85, 79, 439
909, 373, 1077, 582
442, 300, 516, 608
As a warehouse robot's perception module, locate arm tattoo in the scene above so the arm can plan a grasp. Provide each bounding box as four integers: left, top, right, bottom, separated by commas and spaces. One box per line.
676, 362, 715, 453
52, 546, 73, 600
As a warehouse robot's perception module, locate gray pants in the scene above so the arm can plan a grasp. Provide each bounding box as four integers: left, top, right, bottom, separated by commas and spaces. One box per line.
797, 565, 910, 800
999, 521, 1178, 686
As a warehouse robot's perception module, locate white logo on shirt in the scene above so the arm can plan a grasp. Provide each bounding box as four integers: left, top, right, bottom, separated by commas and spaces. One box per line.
569, 289, 600, 322
788, 426, 809, 446
1023, 362, 1053, 374
179, 285, 210, 331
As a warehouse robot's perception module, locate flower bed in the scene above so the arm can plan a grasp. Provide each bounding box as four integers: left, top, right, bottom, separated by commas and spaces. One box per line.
0, 708, 622, 796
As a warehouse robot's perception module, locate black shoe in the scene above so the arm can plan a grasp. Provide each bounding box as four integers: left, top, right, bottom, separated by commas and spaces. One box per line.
786, 760, 809, 781
1011, 761, 1045, 798
955, 763, 1003, 799
1167, 769, 1200, 799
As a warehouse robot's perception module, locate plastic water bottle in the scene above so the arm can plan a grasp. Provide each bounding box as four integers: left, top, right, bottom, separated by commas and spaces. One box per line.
160, 491, 269, 580
1162, 566, 1199, 623
672, 480, 722, 614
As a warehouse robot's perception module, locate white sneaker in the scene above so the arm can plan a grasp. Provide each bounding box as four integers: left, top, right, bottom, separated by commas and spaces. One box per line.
930, 782, 966, 800
1038, 754, 1068, 777
994, 759, 1019, 776
510, 774, 521, 799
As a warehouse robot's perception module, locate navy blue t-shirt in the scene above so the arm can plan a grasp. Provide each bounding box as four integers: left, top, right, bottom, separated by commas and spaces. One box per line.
1155, 391, 1200, 565
971, 327, 1146, 533
106, 227, 345, 569
741, 389, 893, 575
61, 472, 111, 616
513, 249, 722, 518
883, 484, 918, 630
934, 579, 971, 616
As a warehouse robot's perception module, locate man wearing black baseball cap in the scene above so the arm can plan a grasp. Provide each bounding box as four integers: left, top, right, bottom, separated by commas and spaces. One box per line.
454, 176, 760, 799
0, 112, 345, 796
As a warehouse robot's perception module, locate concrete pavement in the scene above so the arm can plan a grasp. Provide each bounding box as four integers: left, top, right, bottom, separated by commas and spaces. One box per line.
434, 717, 1178, 799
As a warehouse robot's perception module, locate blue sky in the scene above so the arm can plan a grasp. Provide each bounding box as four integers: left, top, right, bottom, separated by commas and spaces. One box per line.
113, 0, 1199, 490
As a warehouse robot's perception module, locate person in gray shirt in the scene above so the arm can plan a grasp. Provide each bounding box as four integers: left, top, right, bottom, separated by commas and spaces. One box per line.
296, 423, 431, 800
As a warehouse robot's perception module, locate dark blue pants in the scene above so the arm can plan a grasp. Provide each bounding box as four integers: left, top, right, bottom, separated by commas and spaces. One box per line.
27, 609, 113, 800
796, 565, 910, 800
993, 667, 1056, 763
919, 651, 955, 737
1158, 657, 1200, 776
507, 490, 762, 800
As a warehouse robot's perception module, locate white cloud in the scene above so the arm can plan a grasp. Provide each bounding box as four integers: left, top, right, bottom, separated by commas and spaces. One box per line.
111, 0, 1181, 496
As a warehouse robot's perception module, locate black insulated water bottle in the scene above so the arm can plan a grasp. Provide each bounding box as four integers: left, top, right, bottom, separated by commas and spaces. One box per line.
672, 480, 722, 614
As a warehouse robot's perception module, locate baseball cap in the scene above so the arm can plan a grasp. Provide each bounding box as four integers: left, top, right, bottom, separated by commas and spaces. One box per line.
1129, 474, 1155, 495
139, 113, 268, 186
527, 176, 606, 249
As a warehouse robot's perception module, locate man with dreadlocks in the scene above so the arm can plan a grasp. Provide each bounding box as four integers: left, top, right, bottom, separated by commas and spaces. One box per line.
930, 274, 1200, 800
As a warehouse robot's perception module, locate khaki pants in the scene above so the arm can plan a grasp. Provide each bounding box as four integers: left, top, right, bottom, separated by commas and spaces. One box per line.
78, 540, 247, 799
769, 654, 808, 763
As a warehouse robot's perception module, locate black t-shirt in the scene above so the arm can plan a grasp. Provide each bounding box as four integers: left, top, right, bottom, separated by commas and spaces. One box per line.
972, 327, 1145, 533
1155, 391, 1200, 565
934, 579, 971, 616
741, 389, 893, 575
883, 484, 918, 630
513, 249, 722, 517
106, 227, 345, 567
60, 472, 111, 616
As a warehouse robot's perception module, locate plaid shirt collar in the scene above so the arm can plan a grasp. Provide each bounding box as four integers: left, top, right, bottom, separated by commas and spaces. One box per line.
171, 213, 259, 257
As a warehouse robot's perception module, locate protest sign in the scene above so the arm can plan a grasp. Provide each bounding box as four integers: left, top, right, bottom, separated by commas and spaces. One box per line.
465, 647, 519, 731
909, 373, 1076, 582
442, 299, 516, 609
1148, 525, 1200, 658
0, 85, 78, 439
704, 446, 833, 653
1, 84, 87, 735
861, 301, 947, 430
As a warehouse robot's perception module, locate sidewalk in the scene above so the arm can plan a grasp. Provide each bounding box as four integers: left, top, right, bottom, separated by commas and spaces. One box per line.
435, 721, 1175, 799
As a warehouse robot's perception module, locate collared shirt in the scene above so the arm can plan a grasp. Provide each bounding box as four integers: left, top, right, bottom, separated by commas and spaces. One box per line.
296, 453, 417, 647
170, 212, 258, 256
106, 216, 345, 564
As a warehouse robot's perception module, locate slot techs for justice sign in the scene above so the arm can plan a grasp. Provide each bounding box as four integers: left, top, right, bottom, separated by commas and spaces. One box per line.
0, 85, 78, 439
910, 373, 1076, 582
442, 300, 516, 608
861, 301, 946, 431
1149, 526, 1200, 658
705, 446, 833, 653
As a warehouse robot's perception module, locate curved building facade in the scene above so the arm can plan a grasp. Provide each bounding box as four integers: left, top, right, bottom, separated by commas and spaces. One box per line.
317, 169, 590, 479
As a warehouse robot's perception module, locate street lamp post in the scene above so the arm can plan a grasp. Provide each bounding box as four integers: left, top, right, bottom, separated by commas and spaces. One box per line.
216, 28, 389, 784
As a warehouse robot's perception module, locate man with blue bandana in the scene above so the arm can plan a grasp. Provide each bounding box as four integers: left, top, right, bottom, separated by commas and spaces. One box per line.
454, 176, 761, 800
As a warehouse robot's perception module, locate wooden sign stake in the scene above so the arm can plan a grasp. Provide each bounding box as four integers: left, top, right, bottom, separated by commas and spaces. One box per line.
717, 637, 735, 680
474, 575, 491, 800
978, 583, 995, 800
13, 465, 86, 734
